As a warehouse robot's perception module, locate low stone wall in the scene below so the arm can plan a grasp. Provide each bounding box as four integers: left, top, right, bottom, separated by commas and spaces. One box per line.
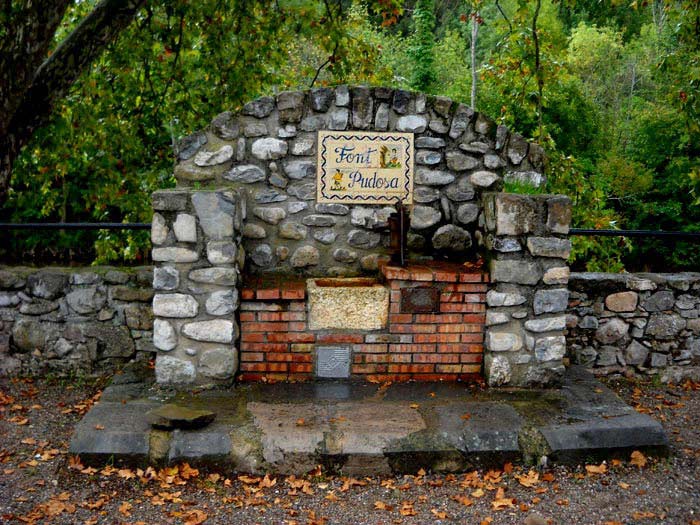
567, 272, 700, 382
0, 266, 154, 375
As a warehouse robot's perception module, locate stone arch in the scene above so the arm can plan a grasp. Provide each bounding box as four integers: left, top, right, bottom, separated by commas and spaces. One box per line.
173, 85, 545, 276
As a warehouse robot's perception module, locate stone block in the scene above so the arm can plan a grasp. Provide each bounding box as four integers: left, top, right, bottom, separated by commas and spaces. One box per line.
188, 267, 238, 286
645, 313, 685, 339
486, 331, 523, 352
486, 290, 527, 307
153, 294, 199, 318
625, 340, 649, 366
224, 164, 266, 183
490, 260, 541, 285
27, 272, 68, 300
152, 247, 199, 263
194, 145, 234, 167
533, 289, 569, 315
206, 290, 238, 316
291, 246, 320, 268
595, 318, 629, 344
152, 190, 189, 211
415, 168, 454, 186
534, 335, 566, 362
396, 115, 427, 133
206, 241, 237, 265
486, 193, 537, 236
199, 347, 237, 379
527, 237, 571, 259
307, 278, 389, 331
546, 196, 572, 234
485, 354, 512, 386
642, 291, 675, 312
173, 214, 197, 243
156, 355, 196, 384
543, 267, 570, 285
182, 320, 235, 343
605, 291, 638, 312
525, 316, 566, 332
153, 319, 177, 351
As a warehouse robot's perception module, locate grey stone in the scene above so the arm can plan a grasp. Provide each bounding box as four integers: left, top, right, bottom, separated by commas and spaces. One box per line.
206, 290, 238, 316
148, 404, 216, 429
302, 214, 336, 227
525, 316, 566, 332
191, 192, 236, 240
152, 190, 188, 211
445, 177, 476, 202
392, 89, 411, 114
484, 154, 505, 169
415, 168, 456, 187
173, 214, 197, 243
347, 229, 381, 249
469, 170, 500, 188
152, 247, 199, 264
0, 291, 19, 307
290, 245, 320, 268
242, 223, 267, 239
110, 285, 154, 302
70, 272, 100, 285
310, 87, 333, 112
156, 355, 196, 384
277, 91, 305, 122
486, 311, 509, 326
579, 316, 599, 329
628, 278, 657, 291
193, 145, 234, 167
490, 260, 540, 285
396, 115, 427, 133
446, 151, 479, 171
211, 111, 239, 139
646, 314, 685, 339
504, 170, 545, 187
18, 298, 58, 315
288, 201, 309, 214
316, 203, 349, 215
543, 267, 570, 285
283, 160, 314, 180
207, 240, 237, 264
676, 294, 697, 310
534, 336, 567, 361
527, 237, 572, 259
650, 352, 668, 367
252, 138, 288, 160
533, 289, 569, 315
27, 272, 68, 300
456, 203, 479, 224
596, 346, 618, 366
153, 293, 198, 318
243, 121, 268, 137
254, 188, 287, 203
416, 150, 442, 165
449, 105, 473, 140
253, 207, 286, 225
151, 213, 169, 245
242, 96, 275, 118
432, 225, 471, 251
595, 318, 629, 344
251, 244, 274, 267
350, 206, 392, 229
224, 164, 266, 183
182, 319, 235, 343
189, 267, 238, 286
415, 137, 446, 149
546, 196, 572, 235
278, 221, 307, 240
487, 193, 537, 236
314, 229, 337, 244
153, 319, 177, 351
460, 141, 490, 154
300, 114, 327, 131
625, 341, 649, 366
474, 113, 493, 135
642, 291, 676, 312
287, 182, 316, 200
374, 102, 390, 130
199, 347, 237, 380
66, 286, 106, 314
486, 332, 523, 352
488, 236, 521, 252
328, 108, 349, 130
414, 186, 440, 203
333, 248, 358, 263
352, 86, 373, 129
276, 246, 289, 261
410, 205, 442, 229
486, 354, 512, 386
176, 131, 207, 160
335, 85, 350, 107
486, 290, 526, 307
292, 136, 315, 156
506, 134, 529, 164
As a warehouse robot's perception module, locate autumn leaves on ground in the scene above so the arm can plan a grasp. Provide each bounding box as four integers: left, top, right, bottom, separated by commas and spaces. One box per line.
1, 378, 699, 525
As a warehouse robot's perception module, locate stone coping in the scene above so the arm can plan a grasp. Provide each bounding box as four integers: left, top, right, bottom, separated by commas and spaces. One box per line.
379, 259, 488, 283
570, 272, 700, 289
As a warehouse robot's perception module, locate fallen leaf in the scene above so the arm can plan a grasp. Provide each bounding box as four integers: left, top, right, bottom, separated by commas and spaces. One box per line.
461, 413, 471, 420
585, 462, 607, 475
296, 418, 306, 426
618, 482, 630, 490
631, 511, 656, 520
630, 450, 647, 468
503, 462, 513, 474
515, 469, 539, 488
431, 509, 448, 519
399, 501, 417, 516
183, 509, 208, 525
409, 403, 420, 409
491, 488, 515, 510
118, 501, 132, 517
452, 495, 473, 507
374, 501, 393, 511
94, 424, 104, 430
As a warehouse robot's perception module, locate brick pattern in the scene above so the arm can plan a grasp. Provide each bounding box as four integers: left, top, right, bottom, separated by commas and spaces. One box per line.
239, 262, 487, 383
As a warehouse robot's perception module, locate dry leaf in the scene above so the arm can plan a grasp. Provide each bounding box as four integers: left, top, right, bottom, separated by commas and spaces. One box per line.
409, 403, 420, 409
94, 424, 104, 430
452, 495, 473, 507
399, 501, 417, 516
296, 418, 306, 426
630, 450, 647, 468
471, 488, 485, 498
618, 482, 630, 490
585, 462, 607, 475
491, 487, 515, 510
431, 509, 448, 519
183, 509, 208, 525
374, 501, 393, 511
631, 511, 656, 520
515, 469, 539, 488
503, 462, 513, 474
461, 413, 471, 420
118, 501, 132, 517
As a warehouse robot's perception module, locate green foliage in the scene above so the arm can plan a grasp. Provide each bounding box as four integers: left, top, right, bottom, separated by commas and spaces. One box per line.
409, 0, 437, 92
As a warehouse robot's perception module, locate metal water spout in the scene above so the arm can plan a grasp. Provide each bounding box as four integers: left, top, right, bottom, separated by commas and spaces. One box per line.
388, 199, 409, 267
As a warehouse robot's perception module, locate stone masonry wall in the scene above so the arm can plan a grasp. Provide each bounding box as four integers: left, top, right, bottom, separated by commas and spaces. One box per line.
482, 193, 573, 386
567, 272, 700, 383
173, 85, 545, 275
0, 266, 153, 375
151, 189, 244, 386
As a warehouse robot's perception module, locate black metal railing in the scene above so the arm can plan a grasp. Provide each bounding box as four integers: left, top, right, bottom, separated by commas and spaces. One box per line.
570, 228, 700, 240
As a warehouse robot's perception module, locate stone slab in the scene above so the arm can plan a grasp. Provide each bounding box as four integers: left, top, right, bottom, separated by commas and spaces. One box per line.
70, 367, 668, 474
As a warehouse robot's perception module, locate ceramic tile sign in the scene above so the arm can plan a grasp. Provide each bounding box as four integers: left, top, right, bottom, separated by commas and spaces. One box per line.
317, 130, 414, 204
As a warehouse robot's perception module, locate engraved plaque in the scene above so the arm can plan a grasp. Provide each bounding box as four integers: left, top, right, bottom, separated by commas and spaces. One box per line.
317, 130, 414, 204
400, 287, 439, 313
315, 345, 351, 379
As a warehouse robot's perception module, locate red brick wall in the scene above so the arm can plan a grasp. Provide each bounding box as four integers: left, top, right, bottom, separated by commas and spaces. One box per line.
239, 263, 486, 382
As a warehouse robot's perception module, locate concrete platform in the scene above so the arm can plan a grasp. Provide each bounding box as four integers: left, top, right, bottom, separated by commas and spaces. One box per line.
70, 367, 668, 475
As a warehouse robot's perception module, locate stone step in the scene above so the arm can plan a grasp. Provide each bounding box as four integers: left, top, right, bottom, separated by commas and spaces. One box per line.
70, 367, 668, 475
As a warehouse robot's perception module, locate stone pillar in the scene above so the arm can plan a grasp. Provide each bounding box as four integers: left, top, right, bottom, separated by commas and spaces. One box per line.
151, 189, 244, 386
482, 193, 572, 386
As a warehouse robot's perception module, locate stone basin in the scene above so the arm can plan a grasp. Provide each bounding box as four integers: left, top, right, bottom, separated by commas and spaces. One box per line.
307, 277, 389, 330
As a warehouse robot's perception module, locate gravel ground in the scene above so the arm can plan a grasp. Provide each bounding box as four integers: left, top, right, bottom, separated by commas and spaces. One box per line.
0, 374, 699, 525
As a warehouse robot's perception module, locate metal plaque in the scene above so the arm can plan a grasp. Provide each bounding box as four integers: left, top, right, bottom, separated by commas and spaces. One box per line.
317, 130, 414, 204
315, 345, 351, 379
400, 287, 439, 313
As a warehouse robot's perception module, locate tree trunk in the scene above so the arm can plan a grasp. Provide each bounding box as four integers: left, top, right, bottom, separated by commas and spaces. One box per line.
0, 0, 145, 204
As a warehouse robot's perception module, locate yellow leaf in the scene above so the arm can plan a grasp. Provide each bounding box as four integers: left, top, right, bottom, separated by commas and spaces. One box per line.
409, 403, 420, 409
585, 462, 607, 475
183, 509, 208, 525
471, 488, 485, 498
618, 482, 630, 489
374, 500, 393, 511
118, 501, 132, 517
452, 495, 473, 507
491, 487, 515, 510
431, 509, 448, 518
515, 469, 539, 488
296, 418, 306, 426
